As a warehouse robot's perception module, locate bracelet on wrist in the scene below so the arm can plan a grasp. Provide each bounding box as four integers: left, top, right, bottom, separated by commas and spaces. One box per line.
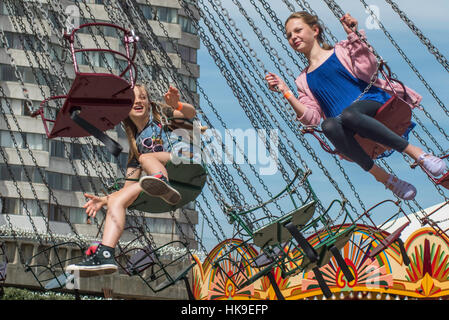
283, 90, 293, 99
176, 101, 183, 111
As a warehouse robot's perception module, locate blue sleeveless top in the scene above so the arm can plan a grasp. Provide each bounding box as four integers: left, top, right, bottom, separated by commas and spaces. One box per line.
306, 50, 391, 118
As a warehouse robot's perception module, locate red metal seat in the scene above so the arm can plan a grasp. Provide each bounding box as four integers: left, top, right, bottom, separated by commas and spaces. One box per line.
36, 73, 134, 139
32, 23, 139, 157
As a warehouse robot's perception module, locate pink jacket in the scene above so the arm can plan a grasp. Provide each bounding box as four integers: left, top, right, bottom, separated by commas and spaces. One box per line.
294, 30, 423, 126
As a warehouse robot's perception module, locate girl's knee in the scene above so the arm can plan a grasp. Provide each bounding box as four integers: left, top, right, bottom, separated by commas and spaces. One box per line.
138, 151, 170, 165
339, 109, 358, 126
321, 118, 340, 135
107, 193, 128, 212
138, 152, 155, 163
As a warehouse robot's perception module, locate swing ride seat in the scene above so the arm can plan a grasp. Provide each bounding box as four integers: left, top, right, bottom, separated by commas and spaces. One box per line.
233, 201, 319, 291
128, 155, 207, 213
252, 200, 317, 248
295, 225, 356, 298
24, 241, 86, 290
276, 200, 357, 298
368, 221, 410, 264
302, 94, 413, 161
235, 255, 285, 299
35, 73, 134, 140
116, 236, 196, 297
298, 225, 356, 273
353, 95, 413, 160
250, 245, 285, 268
31, 22, 138, 157
153, 261, 196, 294
44, 272, 74, 290
124, 245, 158, 275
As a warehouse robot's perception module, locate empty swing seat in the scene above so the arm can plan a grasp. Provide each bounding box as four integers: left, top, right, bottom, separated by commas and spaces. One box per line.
125, 245, 158, 275
41, 73, 134, 139
32, 22, 139, 157
369, 221, 411, 265
252, 201, 317, 248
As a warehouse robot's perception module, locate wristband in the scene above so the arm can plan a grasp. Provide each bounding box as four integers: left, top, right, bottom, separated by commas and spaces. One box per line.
176, 101, 183, 111
283, 90, 293, 100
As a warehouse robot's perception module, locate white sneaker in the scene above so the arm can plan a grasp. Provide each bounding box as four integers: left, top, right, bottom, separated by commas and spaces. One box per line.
418, 153, 447, 177
384, 175, 417, 200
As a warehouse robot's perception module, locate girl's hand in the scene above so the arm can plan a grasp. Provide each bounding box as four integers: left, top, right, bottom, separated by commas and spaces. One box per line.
265, 72, 289, 93
164, 86, 180, 109
340, 13, 358, 35
83, 193, 107, 219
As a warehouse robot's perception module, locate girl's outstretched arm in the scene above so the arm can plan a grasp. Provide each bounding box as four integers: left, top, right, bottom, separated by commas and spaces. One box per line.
265, 72, 309, 120
164, 86, 196, 119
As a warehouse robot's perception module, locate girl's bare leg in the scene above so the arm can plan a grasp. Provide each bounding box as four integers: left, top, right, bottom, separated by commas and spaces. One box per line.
101, 182, 142, 248
402, 144, 424, 161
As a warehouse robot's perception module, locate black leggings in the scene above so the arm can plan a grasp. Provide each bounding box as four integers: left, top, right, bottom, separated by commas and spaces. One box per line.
321, 100, 409, 171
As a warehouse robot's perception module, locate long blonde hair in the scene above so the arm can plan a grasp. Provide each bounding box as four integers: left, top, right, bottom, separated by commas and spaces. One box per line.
123, 84, 167, 166
285, 11, 333, 50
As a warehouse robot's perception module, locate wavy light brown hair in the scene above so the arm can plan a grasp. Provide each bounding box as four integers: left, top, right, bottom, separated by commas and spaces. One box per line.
285, 11, 333, 50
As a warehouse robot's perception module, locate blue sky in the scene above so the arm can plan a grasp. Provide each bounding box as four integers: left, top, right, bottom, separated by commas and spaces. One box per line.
193, 0, 449, 253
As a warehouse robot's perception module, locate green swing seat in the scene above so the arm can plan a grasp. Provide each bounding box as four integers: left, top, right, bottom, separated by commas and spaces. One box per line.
128, 154, 207, 213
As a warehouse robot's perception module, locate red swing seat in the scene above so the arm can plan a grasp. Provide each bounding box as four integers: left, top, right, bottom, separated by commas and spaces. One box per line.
32, 23, 138, 156
36, 73, 134, 139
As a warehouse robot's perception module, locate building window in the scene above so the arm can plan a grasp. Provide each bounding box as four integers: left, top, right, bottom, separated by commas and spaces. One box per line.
156, 7, 177, 24
0, 197, 20, 215
178, 45, 197, 63
160, 39, 177, 54
70, 207, 87, 224
0, 164, 44, 184
0, 197, 45, 216
50, 140, 66, 158
0, 130, 48, 152
179, 16, 197, 34
138, 5, 177, 24
181, 75, 197, 93
49, 204, 67, 222
139, 4, 153, 20
0, 64, 17, 82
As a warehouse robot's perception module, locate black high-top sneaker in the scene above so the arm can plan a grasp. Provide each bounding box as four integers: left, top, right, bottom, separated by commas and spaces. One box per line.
66, 243, 118, 277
